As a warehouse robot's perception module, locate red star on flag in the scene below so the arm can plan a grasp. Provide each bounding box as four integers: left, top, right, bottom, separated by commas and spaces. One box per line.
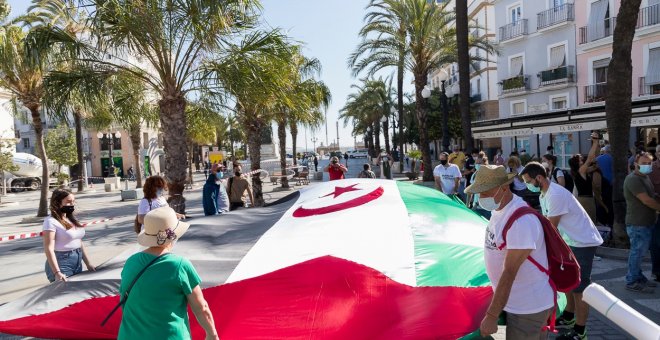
322, 184, 362, 199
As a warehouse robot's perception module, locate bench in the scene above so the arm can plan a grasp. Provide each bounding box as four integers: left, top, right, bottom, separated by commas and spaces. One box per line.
296, 171, 310, 185
270, 171, 283, 185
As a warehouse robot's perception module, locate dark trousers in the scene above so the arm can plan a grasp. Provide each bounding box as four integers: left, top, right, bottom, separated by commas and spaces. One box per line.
653, 219, 660, 276
230, 202, 244, 211
596, 179, 614, 227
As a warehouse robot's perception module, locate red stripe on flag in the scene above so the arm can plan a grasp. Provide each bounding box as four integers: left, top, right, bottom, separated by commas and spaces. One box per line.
0, 256, 492, 339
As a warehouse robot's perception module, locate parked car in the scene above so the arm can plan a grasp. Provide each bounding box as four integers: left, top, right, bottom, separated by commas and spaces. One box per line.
347, 149, 369, 158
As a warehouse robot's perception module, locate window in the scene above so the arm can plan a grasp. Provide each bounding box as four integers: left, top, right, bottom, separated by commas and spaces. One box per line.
551, 96, 568, 110
549, 44, 566, 68
477, 79, 481, 94
22, 138, 30, 148
510, 5, 522, 23
553, 0, 567, 7
593, 58, 610, 83
510, 56, 524, 77
143, 132, 149, 149
553, 134, 573, 169
515, 138, 530, 153
587, 0, 609, 41
646, 47, 660, 86
511, 101, 526, 115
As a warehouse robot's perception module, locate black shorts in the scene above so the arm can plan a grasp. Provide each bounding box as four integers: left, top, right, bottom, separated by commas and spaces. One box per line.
570, 246, 598, 293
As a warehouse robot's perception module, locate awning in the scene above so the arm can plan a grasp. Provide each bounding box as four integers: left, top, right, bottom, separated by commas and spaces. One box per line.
472, 98, 660, 139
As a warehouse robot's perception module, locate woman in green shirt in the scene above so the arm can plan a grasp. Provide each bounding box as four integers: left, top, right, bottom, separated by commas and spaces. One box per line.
118, 207, 219, 340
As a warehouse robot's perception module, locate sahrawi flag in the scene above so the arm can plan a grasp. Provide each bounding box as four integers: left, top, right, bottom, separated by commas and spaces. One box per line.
0, 179, 495, 339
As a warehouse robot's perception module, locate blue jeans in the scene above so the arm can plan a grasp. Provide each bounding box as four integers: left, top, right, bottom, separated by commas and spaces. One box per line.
45, 248, 82, 283
626, 226, 653, 285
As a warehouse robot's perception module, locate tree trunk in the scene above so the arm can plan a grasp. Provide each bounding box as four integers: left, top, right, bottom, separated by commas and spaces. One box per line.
606, 0, 642, 248
246, 114, 265, 207
28, 104, 49, 217
383, 118, 390, 154
278, 119, 290, 189
456, 0, 474, 153
188, 142, 194, 189
158, 95, 187, 214
290, 121, 298, 166
73, 109, 86, 192
128, 123, 144, 189
374, 121, 381, 153
415, 75, 433, 182
398, 62, 405, 172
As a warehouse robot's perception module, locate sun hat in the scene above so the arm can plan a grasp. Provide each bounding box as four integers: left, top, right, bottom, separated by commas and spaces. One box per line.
138, 207, 190, 247
464, 165, 516, 194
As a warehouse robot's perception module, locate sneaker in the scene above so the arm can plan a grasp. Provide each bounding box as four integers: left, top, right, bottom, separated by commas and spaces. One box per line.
555, 316, 576, 329
625, 282, 655, 293
556, 329, 587, 340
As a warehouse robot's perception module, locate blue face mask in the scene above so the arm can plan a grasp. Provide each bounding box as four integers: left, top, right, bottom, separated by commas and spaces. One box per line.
157, 188, 164, 197
475, 164, 481, 171
526, 181, 541, 193
216, 172, 224, 180
639, 164, 653, 175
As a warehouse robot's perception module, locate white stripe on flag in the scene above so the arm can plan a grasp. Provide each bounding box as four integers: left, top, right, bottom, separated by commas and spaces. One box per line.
226, 179, 417, 286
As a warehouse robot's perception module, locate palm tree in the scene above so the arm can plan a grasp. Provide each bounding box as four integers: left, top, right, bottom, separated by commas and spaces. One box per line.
605, 0, 643, 247
26, 0, 264, 205
288, 82, 330, 169
455, 0, 473, 153
349, 0, 407, 171
0, 25, 51, 217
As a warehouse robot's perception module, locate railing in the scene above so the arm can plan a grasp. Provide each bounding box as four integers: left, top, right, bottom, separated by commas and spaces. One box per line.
499, 19, 528, 42
500, 75, 530, 94
584, 83, 607, 103
638, 4, 660, 29
537, 4, 574, 30
539, 65, 575, 87
579, 17, 617, 44
470, 94, 482, 103
640, 77, 660, 96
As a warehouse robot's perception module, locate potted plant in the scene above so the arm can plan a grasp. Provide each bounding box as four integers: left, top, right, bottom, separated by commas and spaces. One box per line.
405, 150, 422, 180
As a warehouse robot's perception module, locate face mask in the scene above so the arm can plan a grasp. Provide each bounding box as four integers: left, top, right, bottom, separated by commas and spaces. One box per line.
475, 164, 481, 171
639, 164, 653, 175
480, 186, 502, 211
526, 180, 541, 193
440, 160, 448, 165
541, 162, 550, 169
157, 188, 164, 197
60, 205, 75, 214
216, 172, 224, 180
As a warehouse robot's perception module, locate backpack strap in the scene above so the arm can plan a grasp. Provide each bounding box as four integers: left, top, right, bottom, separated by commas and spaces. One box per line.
101, 253, 168, 326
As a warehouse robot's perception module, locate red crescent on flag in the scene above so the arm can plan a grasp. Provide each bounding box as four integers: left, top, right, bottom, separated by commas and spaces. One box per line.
292, 186, 384, 218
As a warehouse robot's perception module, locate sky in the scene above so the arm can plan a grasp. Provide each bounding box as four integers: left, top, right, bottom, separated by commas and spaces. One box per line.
7, 0, 386, 151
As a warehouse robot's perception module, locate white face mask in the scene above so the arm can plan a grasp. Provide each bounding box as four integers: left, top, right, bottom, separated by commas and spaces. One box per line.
479, 186, 503, 211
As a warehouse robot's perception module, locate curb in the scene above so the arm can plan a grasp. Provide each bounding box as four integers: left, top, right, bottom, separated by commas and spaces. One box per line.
0, 217, 119, 243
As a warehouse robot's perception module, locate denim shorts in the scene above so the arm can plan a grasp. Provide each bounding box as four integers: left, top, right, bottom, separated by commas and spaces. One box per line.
45, 248, 83, 282
570, 246, 597, 293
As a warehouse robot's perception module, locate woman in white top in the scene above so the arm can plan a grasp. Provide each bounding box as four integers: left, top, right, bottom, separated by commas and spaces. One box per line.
43, 189, 95, 282
135, 176, 170, 233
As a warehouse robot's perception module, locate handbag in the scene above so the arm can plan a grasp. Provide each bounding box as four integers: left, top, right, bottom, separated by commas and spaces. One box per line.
101, 253, 168, 326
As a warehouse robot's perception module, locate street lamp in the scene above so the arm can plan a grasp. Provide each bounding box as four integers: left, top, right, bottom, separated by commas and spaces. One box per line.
97, 131, 121, 177
421, 85, 432, 99
311, 137, 318, 154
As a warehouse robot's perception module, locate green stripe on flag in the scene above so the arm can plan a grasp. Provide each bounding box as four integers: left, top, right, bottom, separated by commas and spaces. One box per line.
397, 182, 490, 287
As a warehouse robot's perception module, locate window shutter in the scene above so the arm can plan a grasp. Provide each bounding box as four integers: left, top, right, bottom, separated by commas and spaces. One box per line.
646, 48, 660, 85
550, 45, 566, 68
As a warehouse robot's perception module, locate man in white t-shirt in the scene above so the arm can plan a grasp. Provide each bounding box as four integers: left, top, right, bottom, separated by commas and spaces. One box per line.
465, 165, 554, 339
521, 162, 604, 340
433, 152, 462, 195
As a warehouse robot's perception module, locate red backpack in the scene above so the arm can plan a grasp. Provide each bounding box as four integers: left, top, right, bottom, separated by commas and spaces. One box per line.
499, 206, 581, 332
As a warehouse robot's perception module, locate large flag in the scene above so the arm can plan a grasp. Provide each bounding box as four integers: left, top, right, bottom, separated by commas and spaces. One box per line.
0, 179, 494, 339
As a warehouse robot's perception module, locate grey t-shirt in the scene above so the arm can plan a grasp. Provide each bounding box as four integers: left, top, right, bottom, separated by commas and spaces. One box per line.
623, 173, 658, 226
217, 181, 230, 213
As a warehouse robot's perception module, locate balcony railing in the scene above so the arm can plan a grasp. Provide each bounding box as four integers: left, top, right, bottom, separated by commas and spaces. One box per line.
499, 19, 528, 42
638, 4, 660, 29
640, 77, 660, 96
584, 83, 607, 103
539, 65, 575, 87
500, 75, 530, 94
579, 17, 617, 44
537, 4, 575, 30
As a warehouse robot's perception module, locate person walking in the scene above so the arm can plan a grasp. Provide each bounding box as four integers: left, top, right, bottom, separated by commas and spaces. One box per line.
202, 164, 229, 216
596, 145, 614, 226
313, 155, 319, 172
136, 176, 171, 233
227, 168, 254, 211
357, 163, 376, 179
521, 162, 603, 340
542, 154, 566, 188
377, 150, 393, 179
433, 152, 462, 197
324, 156, 347, 181
623, 152, 660, 292
464, 165, 554, 339
494, 149, 505, 166
43, 189, 95, 282
118, 207, 219, 340
127, 166, 135, 181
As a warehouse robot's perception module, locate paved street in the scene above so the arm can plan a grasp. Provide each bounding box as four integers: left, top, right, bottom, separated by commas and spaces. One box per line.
0, 170, 658, 339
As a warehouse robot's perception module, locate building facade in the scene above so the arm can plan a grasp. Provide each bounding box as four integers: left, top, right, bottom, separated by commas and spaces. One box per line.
473, 0, 660, 168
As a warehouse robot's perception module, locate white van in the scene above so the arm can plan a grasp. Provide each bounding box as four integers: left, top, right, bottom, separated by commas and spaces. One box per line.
347, 149, 369, 158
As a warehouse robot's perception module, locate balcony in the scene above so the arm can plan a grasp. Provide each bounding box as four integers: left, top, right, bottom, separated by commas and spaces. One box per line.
537, 4, 574, 30
499, 20, 528, 42
638, 4, 660, 29
579, 17, 617, 44
584, 83, 607, 103
470, 94, 482, 103
500, 75, 530, 94
639, 77, 660, 96
539, 65, 575, 87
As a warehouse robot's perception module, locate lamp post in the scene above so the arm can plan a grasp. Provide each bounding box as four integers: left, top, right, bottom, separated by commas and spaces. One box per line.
97, 131, 121, 177
390, 106, 397, 159
440, 80, 451, 153
311, 137, 318, 155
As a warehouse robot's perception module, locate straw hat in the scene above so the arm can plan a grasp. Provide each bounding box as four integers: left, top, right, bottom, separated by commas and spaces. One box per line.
138, 207, 190, 247
464, 165, 516, 194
